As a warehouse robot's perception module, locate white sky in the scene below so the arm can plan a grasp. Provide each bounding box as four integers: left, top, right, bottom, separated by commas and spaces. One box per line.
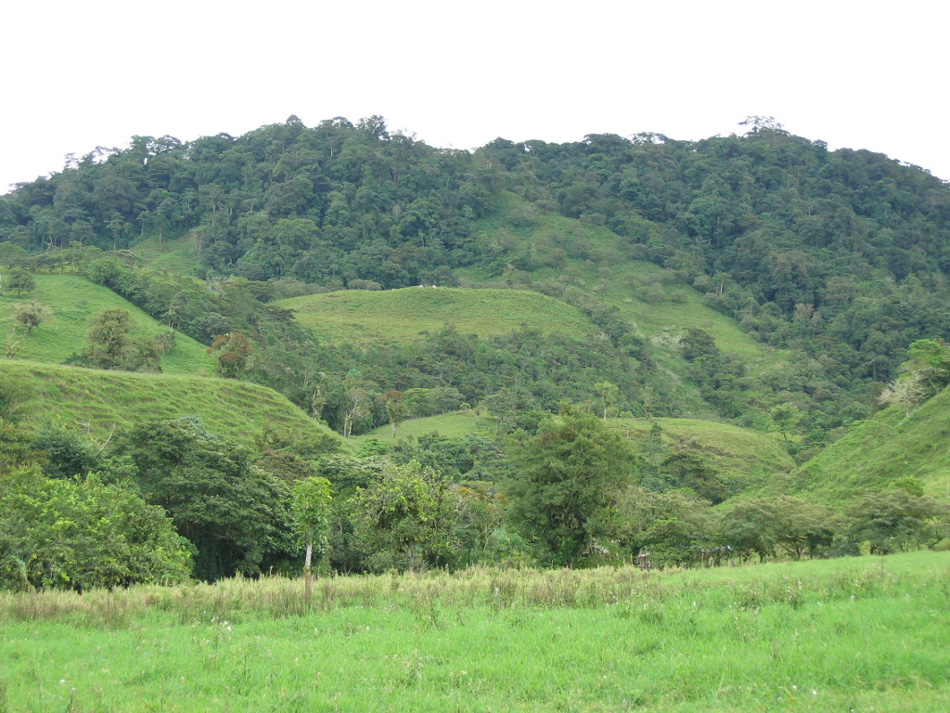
2, 1, 947, 195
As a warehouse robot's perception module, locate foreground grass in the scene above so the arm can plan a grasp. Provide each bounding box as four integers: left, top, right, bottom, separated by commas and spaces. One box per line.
1, 552, 948, 712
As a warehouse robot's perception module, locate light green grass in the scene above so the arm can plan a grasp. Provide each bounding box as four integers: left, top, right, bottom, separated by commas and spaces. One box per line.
0, 273, 213, 374
775, 388, 950, 503
1, 552, 948, 712
0, 360, 341, 448
609, 416, 796, 493
351, 409, 486, 443
130, 233, 200, 274
278, 287, 599, 346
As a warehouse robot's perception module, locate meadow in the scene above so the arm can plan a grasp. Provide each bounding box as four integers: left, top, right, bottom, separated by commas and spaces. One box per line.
278, 287, 599, 347
1, 552, 947, 712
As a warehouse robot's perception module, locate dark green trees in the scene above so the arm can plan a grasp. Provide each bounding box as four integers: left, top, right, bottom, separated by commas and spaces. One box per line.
122, 418, 291, 581
506, 409, 636, 566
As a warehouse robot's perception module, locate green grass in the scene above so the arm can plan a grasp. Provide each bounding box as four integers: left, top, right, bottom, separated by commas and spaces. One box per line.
0, 360, 341, 449
0, 273, 213, 374
775, 389, 950, 503
278, 286, 599, 346
351, 409, 486, 443
1, 552, 948, 712
130, 233, 200, 274
608, 417, 796, 493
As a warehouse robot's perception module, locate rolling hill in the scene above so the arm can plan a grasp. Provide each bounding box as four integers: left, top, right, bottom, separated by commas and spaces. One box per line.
0, 360, 341, 450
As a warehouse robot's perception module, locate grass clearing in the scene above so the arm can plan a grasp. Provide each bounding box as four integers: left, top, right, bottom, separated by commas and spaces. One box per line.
351, 409, 485, 444
0, 552, 947, 712
278, 286, 599, 347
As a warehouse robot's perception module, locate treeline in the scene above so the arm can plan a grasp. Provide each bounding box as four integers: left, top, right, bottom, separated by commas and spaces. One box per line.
3, 409, 946, 591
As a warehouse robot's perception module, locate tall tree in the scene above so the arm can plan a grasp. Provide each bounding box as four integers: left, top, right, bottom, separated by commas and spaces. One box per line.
506, 408, 636, 566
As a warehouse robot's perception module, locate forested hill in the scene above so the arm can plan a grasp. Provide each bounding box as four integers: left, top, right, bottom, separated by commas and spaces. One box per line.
1, 115, 949, 441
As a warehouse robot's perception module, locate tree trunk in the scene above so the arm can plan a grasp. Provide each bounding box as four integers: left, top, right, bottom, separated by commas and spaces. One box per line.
303, 540, 313, 604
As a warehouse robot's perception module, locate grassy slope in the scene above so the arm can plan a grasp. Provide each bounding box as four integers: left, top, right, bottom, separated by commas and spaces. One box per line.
0, 360, 341, 449
352, 410, 793, 496
467, 192, 778, 362
278, 286, 599, 346
0, 273, 213, 374
772, 389, 950, 503
608, 416, 796, 493
131, 233, 200, 275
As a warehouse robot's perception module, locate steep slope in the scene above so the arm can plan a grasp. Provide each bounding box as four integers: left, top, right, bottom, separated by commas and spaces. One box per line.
768, 390, 950, 503
0, 361, 341, 450
0, 273, 213, 374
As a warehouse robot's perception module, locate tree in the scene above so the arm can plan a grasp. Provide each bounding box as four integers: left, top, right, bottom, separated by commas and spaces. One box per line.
380, 390, 407, 438
6, 268, 35, 297
595, 381, 619, 422
350, 460, 457, 572
121, 418, 292, 581
768, 403, 801, 441
846, 490, 946, 554
85, 309, 161, 372
506, 408, 637, 566
10, 301, 51, 335
207, 332, 254, 378
291, 477, 333, 602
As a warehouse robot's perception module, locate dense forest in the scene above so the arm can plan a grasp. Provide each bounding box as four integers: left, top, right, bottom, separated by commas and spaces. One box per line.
1, 116, 949, 589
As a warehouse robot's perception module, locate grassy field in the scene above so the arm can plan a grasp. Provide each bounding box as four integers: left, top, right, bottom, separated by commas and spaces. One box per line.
608, 417, 796, 493
130, 233, 200, 275
351, 409, 485, 443
0, 273, 212, 374
775, 390, 950, 503
0, 361, 341, 448
278, 286, 599, 347
1, 551, 947, 712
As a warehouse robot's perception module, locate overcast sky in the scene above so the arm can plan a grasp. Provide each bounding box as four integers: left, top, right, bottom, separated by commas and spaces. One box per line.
2, 1, 947, 194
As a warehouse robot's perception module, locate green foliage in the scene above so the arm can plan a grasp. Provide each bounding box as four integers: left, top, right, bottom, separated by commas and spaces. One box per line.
120, 418, 292, 581
350, 460, 458, 572
845, 490, 947, 554
506, 409, 637, 566
207, 332, 253, 378
0, 468, 191, 591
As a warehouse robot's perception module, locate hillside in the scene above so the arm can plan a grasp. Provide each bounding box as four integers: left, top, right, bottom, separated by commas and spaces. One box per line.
279, 286, 599, 346
0, 273, 213, 374
0, 360, 341, 450
608, 416, 795, 494
771, 389, 950, 503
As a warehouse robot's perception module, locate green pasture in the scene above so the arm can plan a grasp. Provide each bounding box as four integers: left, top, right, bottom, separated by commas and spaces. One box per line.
0, 273, 212, 374
279, 286, 599, 347
1, 552, 948, 712
777, 390, 950, 503
0, 361, 340, 449
350, 409, 485, 444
